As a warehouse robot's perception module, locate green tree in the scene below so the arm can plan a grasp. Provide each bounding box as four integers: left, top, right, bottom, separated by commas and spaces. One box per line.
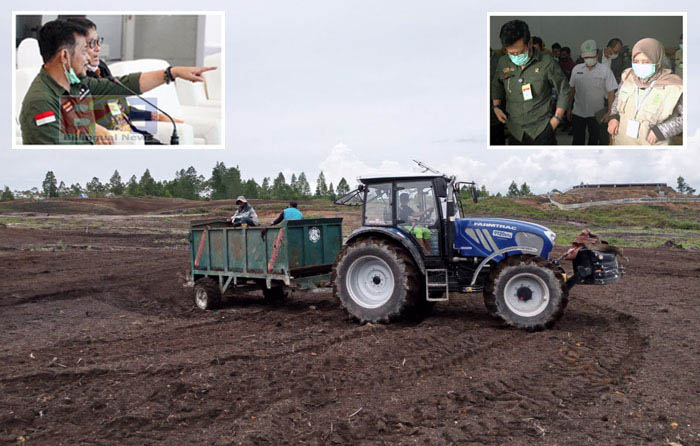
109, 170, 125, 196
478, 185, 490, 198
69, 183, 83, 197
315, 172, 328, 198
1, 186, 14, 201
243, 178, 261, 198
86, 177, 106, 197
328, 182, 336, 201
126, 175, 141, 197
57, 181, 69, 197
271, 173, 290, 199
336, 177, 350, 196
677, 176, 696, 195
290, 174, 299, 195
168, 166, 204, 200
42, 171, 58, 198
139, 169, 158, 196
506, 181, 520, 197
519, 182, 532, 196
297, 172, 311, 198
208, 162, 243, 200
260, 177, 271, 199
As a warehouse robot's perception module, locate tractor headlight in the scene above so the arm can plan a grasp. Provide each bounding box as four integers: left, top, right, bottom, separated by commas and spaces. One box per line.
544, 229, 557, 244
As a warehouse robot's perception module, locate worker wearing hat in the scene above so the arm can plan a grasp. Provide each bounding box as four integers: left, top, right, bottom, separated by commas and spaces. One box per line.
231, 196, 259, 226
567, 39, 618, 145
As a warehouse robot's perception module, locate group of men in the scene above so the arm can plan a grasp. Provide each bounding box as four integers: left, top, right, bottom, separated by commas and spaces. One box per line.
490, 19, 682, 146
19, 18, 212, 145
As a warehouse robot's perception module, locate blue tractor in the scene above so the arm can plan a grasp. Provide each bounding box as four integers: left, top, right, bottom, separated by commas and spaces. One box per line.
333, 174, 622, 330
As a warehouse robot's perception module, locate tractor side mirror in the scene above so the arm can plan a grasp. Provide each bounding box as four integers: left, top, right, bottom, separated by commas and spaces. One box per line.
471, 185, 479, 203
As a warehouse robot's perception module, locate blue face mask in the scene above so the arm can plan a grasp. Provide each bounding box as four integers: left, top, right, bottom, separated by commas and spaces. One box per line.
509, 51, 530, 66
632, 63, 656, 80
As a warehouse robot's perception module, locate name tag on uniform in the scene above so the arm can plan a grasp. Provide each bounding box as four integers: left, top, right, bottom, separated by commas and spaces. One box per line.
626, 119, 640, 139
108, 102, 122, 116
522, 83, 533, 101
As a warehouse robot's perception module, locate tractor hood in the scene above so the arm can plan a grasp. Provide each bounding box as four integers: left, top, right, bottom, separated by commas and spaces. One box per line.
453, 217, 556, 260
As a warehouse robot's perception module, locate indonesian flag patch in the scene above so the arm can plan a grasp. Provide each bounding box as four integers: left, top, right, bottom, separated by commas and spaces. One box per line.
34, 110, 56, 126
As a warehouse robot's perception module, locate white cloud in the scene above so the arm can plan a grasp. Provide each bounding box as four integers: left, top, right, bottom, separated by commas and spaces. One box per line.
319, 141, 700, 194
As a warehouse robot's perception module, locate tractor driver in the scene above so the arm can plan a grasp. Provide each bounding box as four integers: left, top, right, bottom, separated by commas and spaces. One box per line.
398, 193, 432, 255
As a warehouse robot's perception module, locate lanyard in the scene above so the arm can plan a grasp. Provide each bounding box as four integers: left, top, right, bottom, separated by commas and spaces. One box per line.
634, 80, 657, 119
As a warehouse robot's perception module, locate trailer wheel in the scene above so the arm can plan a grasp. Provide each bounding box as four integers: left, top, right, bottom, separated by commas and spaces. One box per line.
333, 238, 421, 323
193, 277, 221, 310
484, 256, 568, 330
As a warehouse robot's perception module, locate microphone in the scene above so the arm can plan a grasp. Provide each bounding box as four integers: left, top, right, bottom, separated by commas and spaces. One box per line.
106, 75, 179, 145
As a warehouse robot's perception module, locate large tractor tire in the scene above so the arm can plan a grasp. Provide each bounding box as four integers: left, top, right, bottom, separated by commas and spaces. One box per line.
193, 277, 222, 310
484, 256, 568, 331
333, 238, 422, 323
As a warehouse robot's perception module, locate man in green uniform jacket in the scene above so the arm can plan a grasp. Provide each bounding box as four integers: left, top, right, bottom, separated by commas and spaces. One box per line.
19, 20, 215, 145
491, 19, 571, 145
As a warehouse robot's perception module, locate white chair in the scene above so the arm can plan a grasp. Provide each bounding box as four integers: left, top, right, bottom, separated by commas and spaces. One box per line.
109, 59, 221, 144
203, 52, 221, 101
16, 38, 43, 70
176, 78, 221, 109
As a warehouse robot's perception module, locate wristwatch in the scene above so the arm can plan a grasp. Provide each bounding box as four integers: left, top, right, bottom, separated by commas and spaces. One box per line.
552, 115, 562, 123
164, 66, 175, 84
492, 104, 501, 110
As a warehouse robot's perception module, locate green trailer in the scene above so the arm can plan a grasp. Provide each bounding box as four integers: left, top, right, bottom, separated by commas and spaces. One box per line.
188, 217, 343, 309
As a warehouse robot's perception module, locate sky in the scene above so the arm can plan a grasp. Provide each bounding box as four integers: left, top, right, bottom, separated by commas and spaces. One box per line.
2, 0, 699, 195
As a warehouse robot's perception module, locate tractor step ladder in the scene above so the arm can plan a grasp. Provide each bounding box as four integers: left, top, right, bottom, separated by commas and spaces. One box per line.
426, 269, 449, 302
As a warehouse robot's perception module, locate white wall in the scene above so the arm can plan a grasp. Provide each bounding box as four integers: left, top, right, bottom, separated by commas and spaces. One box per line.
132, 15, 199, 66
490, 16, 682, 57
88, 15, 122, 61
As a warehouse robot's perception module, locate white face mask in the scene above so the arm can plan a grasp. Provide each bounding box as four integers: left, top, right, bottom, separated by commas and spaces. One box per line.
584, 58, 597, 67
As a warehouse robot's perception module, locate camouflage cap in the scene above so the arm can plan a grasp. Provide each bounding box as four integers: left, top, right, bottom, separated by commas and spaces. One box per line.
581, 39, 597, 57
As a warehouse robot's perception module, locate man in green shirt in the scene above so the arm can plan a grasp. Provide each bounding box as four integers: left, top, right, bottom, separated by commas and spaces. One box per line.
19, 20, 215, 145
491, 19, 571, 145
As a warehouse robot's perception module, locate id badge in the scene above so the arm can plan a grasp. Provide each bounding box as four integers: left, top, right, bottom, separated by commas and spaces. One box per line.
522, 83, 533, 101
108, 102, 122, 116
626, 119, 640, 139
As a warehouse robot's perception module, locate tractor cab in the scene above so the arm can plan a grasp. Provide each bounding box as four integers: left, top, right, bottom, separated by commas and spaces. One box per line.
353, 175, 453, 257
336, 174, 476, 261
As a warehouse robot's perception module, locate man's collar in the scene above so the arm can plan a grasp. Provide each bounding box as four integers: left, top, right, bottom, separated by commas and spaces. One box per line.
39, 66, 69, 95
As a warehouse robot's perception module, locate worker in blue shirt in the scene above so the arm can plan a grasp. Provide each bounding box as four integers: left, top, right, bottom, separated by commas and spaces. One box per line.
271, 201, 303, 225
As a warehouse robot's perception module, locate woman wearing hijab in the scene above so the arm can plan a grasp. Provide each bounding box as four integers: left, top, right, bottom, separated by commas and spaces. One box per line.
607, 38, 683, 145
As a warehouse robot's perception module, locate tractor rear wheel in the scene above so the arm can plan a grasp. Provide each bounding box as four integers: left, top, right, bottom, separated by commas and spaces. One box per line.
333, 238, 422, 323
193, 277, 222, 310
484, 256, 568, 330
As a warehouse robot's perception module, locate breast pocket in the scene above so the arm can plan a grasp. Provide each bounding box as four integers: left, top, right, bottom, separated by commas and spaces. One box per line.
594, 75, 605, 90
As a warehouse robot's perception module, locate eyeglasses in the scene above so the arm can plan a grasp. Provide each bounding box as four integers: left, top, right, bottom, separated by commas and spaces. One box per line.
88, 37, 104, 49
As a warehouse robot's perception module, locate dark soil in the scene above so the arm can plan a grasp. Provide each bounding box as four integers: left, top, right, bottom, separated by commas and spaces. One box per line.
1, 216, 699, 445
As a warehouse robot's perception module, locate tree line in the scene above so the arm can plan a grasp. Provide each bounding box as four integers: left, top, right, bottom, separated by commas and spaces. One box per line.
0, 163, 351, 202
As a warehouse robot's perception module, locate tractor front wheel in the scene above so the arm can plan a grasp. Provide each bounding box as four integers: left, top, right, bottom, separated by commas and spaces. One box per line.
484, 256, 568, 330
333, 238, 422, 323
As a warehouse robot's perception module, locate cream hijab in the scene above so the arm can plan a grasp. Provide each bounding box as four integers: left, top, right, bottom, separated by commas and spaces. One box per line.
624, 38, 682, 87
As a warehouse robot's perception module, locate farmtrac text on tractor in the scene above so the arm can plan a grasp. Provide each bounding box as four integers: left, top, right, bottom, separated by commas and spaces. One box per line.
332, 169, 623, 330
